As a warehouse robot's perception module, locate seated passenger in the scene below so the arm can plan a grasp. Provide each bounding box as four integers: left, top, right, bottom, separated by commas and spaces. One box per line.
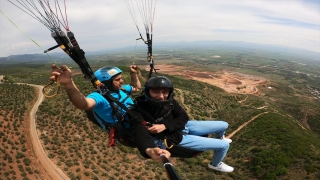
130, 76, 234, 172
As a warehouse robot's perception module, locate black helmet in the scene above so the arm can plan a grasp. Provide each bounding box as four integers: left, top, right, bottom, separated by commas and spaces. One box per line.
144, 76, 174, 106
94, 66, 122, 91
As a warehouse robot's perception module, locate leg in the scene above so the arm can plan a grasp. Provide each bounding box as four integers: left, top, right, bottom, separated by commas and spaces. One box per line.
184, 120, 229, 138
178, 134, 230, 166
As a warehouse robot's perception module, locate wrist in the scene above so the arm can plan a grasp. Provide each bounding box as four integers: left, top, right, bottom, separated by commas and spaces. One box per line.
63, 80, 75, 88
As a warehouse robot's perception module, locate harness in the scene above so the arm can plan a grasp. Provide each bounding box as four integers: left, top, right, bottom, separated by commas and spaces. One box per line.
133, 101, 174, 147
133, 100, 203, 158
134, 100, 174, 124
87, 89, 136, 147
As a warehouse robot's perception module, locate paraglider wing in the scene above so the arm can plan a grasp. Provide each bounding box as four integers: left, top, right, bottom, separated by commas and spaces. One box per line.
124, 0, 159, 79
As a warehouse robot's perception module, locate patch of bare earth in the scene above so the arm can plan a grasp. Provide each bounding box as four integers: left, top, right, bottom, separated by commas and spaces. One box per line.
152, 65, 268, 94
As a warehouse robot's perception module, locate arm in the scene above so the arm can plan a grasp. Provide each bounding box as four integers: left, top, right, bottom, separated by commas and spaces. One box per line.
129, 65, 141, 93
129, 111, 155, 157
50, 64, 96, 110
146, 148, 171, 162
147, 124, 166, 134
128, 110, 165, 158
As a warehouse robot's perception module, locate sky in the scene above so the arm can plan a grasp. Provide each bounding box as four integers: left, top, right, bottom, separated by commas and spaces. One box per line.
0, 0, 319, 58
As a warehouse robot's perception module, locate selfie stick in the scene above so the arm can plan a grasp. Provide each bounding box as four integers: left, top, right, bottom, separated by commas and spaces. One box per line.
160, 154, 182, 180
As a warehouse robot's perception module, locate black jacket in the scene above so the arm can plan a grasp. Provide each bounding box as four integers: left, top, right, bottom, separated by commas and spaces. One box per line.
129, 95, 189, 158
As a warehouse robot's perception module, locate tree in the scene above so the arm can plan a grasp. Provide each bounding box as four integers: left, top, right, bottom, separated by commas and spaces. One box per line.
23, 158, 32, 166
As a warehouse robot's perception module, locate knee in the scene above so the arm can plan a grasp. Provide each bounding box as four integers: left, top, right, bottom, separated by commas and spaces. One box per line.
214, 141, 230, 152
220, 140, 230, 152
222, 142, 230, 151
222, 121, 229, 129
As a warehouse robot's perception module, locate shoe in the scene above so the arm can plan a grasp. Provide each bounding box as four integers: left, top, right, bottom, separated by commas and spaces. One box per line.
208, 162, 234, 172
221, 135, 232, 143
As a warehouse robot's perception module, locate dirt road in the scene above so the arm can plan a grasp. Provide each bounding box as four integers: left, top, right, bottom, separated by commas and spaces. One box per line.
226, 112, 269, 139
29, 84, 69, 180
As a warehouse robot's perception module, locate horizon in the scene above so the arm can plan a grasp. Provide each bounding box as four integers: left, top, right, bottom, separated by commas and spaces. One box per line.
1, 41, 319, 62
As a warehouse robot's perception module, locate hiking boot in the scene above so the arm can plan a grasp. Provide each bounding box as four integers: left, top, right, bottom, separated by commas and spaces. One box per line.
208, 162, 234, 172
220, 135, 232, 143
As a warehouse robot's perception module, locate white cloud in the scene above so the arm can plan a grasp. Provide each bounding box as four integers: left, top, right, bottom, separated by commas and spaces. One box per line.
0, 0, 319, 57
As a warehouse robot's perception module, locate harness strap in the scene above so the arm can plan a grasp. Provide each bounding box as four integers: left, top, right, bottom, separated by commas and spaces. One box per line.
134, 100, 174, 124
109, 127, 117, 147
108, 89, 130, 123
103, 92, 136, 120
154, 101, 174, 123
95, 90, 142, 147
109, 91, 135, 140
164, 138, 174, 149
120, 92, 130, 103
93, 111, 117, 147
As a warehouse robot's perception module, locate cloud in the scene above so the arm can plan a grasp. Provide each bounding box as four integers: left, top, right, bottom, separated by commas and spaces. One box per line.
0, 0, 319, 57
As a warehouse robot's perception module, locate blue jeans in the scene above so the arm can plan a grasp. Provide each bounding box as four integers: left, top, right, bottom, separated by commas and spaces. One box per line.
153, 120, 230, 166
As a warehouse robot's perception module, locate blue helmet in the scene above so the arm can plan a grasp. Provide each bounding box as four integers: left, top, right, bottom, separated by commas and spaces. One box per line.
143, 76, 174, 106
94, 66, 122, 90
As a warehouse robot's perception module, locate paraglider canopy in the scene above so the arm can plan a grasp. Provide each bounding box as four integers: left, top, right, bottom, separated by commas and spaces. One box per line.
124, 0, 158, 79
